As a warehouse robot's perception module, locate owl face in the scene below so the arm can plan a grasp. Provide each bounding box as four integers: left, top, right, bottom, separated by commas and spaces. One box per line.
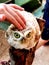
6, 25, 36, 49
6, 11, 41, 50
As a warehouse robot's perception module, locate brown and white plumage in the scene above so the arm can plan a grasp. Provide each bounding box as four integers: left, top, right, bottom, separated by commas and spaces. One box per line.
6, 11, 41, 50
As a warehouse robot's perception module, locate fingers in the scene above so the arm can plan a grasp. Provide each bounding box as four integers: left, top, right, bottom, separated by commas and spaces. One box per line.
0, 4, 26, 30
11, 8, 26, 24
3, 6, 23, 30
8, 7, 26, 28
0, 14, 6, 21
5, 5, 26, 29
8, 4, 24, 11
16, 10, 26, 24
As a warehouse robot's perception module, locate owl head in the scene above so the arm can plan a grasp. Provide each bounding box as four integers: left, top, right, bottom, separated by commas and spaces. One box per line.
5, 11, 45, 50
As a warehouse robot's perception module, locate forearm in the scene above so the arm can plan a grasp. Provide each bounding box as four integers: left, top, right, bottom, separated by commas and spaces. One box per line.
36, 37, 49, 49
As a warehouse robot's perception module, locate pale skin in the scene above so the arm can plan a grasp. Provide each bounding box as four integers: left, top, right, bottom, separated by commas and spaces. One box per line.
0, 3, 49, 49
0, 3, 26, 30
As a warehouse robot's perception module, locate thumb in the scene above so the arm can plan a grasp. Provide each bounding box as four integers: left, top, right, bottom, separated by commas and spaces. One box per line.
0, 14, 6, 22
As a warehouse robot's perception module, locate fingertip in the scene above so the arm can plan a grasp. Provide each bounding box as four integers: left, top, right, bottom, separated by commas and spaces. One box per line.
19, 26, 23, 30
9, 4, 24, 11
0, 14, 6, 21
21, 8, 24, 11
23, 25, 26, 29
17, 7, 24, 11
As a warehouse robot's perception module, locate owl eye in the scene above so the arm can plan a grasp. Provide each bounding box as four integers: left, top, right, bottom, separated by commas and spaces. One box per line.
26, 32, 31, 38
14, 32, 20, 38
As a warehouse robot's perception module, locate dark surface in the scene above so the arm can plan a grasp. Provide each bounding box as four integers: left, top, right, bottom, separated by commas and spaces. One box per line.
9, 47, 35, 65
21, 0, 41, 12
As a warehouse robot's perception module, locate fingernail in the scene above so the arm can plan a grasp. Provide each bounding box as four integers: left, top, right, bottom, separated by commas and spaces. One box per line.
19, 7, 25, 11
22, 8, 24, 10
20, 27, 23, 30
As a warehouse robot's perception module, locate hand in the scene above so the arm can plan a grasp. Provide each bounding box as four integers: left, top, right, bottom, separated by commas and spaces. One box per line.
0, 4, 26, 30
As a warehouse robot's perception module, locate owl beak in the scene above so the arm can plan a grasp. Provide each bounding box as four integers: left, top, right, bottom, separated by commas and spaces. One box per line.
21, 37, 26, 42
21, 37, 24, 40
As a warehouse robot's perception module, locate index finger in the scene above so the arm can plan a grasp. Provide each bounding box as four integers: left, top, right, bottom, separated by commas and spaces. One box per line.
8, 4, 24, 11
